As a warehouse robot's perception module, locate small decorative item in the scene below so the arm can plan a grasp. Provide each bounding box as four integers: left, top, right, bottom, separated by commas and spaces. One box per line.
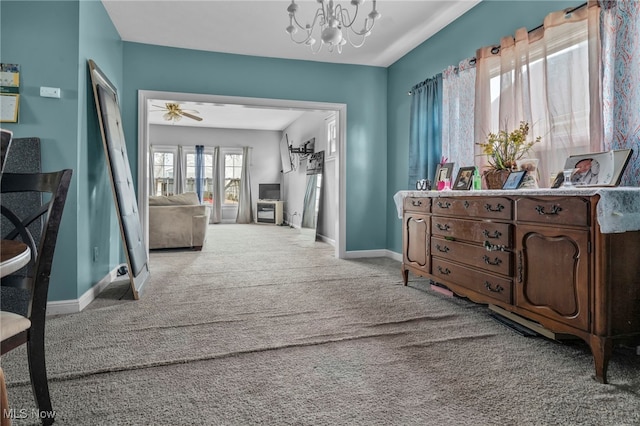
477, 122, 541, 189
453, 166, 475, 190
516, 158, 540, 189
415, 179, 431, 191
502, 170, 527, 190
434, 157, 454, 191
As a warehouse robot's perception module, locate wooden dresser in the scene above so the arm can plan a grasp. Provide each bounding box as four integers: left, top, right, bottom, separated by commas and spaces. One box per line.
398, 189, 640, 383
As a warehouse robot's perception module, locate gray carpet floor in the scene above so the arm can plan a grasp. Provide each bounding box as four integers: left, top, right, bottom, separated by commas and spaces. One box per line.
2, 224, 640, 425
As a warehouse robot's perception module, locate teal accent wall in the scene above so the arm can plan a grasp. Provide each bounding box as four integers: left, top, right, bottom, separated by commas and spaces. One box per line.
122, 44, 388, 251
0, 0, 123, 300
385, 0, 584, 254
0, 0, 589, 302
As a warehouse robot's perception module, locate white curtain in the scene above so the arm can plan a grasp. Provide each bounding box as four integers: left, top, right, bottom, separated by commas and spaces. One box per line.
210, 146, 222, 224
236, 146, 253, 224
442, 58, 476, 175
474, 3, 601, 186
174, 145, 185, 195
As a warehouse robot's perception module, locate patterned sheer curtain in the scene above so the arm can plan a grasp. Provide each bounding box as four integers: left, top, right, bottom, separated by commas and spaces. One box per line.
210, 146, 222, 224
442, 59, 476, 176
600, 0, 640, 186
236, 146, 253, 224
195, 145, 204, 203
474, 3, 601, 186
408, 74, 442, 188
174, 145, 185, 195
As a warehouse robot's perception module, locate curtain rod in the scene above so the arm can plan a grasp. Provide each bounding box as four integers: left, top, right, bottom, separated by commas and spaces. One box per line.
407, 2, 588, 96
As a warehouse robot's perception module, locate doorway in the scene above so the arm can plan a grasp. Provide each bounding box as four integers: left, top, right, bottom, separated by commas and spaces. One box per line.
137, 91, 346, 258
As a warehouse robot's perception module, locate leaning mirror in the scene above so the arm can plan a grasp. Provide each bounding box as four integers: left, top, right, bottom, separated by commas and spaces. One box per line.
301, 151, 324, 241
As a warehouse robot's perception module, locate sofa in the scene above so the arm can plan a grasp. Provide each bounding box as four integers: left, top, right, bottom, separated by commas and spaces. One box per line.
148, 192, 210, 250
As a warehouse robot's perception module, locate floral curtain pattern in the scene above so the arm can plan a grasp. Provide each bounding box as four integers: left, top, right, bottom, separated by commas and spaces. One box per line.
442, 59, 476, 176
600, 0, 640, 186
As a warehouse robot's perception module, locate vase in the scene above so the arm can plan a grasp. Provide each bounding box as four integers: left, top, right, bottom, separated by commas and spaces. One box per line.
483, 169, 511, 189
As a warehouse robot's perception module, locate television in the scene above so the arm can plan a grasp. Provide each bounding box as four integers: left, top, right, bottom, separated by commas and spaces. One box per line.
259, 183, 280, 200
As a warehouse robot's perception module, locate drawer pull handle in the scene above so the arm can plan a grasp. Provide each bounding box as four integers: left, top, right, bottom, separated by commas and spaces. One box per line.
411, 200, 423, 207
484, 281, 504, 293
484, 241, 508, 252
437, 266, 451, 275
535, 205, 562, 216
436, 223, 451, 231
463, 200, 470, 209
483, 255, 502, 266
484, 203, 505, 212
437, 201, 451, 209
482, 229, 502, 239
436, 244, 450, 253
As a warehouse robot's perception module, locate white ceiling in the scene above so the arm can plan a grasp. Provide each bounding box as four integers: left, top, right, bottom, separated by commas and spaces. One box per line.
103, 0, 481, 129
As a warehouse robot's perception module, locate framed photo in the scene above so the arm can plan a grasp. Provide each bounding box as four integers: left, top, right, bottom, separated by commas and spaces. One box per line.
502, 170, 526, 189
0, 94, 19, 123
434, 162, 454, 184
564, 149, 632, 187
453, 166, 475, 190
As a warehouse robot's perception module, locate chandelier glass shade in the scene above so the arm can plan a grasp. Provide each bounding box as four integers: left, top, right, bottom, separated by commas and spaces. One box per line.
286, 0, 381, 54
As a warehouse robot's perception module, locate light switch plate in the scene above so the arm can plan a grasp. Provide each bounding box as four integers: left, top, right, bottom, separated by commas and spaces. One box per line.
40, 87, 61, 98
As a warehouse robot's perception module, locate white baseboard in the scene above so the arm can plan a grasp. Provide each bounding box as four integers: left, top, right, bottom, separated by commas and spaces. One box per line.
317, 234, 335, 246
344, 249, 401, 260
46, 264, 126, 316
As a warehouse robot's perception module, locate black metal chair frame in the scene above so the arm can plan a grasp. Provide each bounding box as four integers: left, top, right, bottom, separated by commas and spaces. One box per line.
1, 169, 72, 426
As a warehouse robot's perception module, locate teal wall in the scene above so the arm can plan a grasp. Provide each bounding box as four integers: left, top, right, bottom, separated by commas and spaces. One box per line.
385, 0, 584, 254
1, 0, 590, 302
0, 0, 122, 299
122, 44, 388, 251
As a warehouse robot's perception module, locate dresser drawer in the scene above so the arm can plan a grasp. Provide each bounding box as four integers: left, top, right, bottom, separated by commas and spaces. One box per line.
432, 197, 512, 220
431, 237, 512, 276
404, 196, 431, 213
432, 258, 512, 304
516, 197, 590, 227
431, 217, 512, 248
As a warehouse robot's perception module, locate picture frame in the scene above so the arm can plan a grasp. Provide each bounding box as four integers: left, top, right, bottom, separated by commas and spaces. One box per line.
0, 93, 19, 123
453, 166, 475, 190
502, 170, 526, 190
563, 149, 632, 187
434, 162, 454, 184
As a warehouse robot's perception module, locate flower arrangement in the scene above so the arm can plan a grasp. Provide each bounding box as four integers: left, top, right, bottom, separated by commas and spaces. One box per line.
477, 121, 541, 171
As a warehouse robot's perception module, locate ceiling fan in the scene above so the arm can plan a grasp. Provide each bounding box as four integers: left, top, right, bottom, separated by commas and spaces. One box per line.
151, 102, 203, 122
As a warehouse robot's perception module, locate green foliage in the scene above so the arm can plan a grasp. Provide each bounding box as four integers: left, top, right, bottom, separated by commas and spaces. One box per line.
477, 122, 541, 170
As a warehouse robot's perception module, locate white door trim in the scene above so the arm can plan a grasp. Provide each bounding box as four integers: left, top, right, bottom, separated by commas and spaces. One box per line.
137, 91, 347, 258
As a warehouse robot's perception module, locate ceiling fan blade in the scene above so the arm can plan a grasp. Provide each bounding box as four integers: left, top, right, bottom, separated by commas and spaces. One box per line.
180, 111, 203, 121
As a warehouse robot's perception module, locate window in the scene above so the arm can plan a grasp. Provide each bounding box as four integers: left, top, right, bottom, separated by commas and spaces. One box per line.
185, 151, 214, 204
476, 7, 596, 185
152, 151, 174, 196
224, 153, 242, 204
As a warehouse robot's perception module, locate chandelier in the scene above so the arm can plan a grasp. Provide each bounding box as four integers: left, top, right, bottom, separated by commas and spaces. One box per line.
285, 0, 381, 54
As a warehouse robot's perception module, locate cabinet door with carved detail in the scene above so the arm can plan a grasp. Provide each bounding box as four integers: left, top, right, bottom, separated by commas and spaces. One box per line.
403, 213, 430, 272
515, 225, 590, 331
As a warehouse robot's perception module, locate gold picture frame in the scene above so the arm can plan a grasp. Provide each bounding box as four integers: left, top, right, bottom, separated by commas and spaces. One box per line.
0, 94, 19, 123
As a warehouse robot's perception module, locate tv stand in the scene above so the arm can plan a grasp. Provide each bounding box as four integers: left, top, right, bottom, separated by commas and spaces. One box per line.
256, 200, 283, 225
